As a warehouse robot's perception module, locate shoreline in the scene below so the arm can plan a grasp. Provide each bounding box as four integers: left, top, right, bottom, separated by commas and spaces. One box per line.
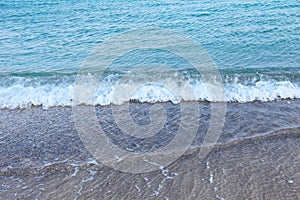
1, 128, 299, 199
0, 100, 299, 199
0, 97, 299, 111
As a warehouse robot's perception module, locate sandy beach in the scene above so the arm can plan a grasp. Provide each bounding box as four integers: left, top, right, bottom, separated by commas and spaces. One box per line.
1, 100, 299, 199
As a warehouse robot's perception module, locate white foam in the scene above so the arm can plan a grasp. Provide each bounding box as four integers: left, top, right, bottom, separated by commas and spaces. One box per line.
0, 84, 74, 109
0, 78, 299, 109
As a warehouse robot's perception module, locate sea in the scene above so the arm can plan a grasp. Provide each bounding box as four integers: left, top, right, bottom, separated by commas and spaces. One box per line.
1, 0, 299, 108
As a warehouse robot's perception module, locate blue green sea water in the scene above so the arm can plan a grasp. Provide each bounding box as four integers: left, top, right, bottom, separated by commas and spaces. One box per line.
0, 0, 299, 108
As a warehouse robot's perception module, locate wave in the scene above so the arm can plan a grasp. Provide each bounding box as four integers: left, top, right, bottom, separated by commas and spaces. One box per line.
0, 69, 299, 109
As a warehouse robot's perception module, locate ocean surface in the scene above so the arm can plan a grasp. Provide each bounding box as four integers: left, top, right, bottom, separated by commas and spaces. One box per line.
1, 0, 299, 109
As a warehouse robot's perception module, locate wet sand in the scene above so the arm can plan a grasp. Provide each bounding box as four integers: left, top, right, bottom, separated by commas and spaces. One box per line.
0, 100, 299, 199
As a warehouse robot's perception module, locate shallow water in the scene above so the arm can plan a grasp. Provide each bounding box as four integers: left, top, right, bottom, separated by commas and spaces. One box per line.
0, 100, 299, 199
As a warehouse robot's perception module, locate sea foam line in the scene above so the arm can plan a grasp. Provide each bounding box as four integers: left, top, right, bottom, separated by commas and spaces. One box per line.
0, 80, 299, 109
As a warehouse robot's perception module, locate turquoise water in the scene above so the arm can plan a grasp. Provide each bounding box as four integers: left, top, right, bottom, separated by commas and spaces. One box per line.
0, 0, 300, 108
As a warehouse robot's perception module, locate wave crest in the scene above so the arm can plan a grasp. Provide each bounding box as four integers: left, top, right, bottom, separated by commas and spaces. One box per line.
0, 71, 299, 109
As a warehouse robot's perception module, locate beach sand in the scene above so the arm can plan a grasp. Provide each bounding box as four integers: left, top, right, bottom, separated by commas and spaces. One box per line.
0, 100, 299, 199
